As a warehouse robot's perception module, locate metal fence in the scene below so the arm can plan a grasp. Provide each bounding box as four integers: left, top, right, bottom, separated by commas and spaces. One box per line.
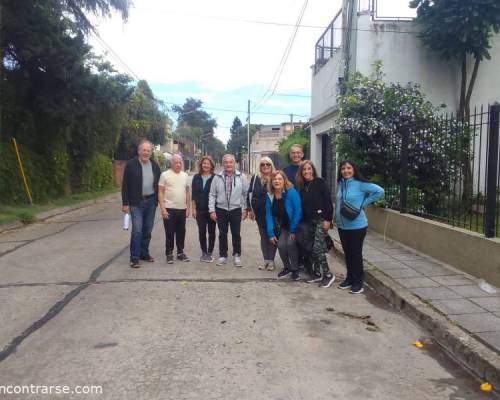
314, 10, 342, 74
380, 104, 500, 238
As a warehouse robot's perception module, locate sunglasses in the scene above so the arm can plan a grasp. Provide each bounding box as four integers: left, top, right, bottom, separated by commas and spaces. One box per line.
260, 163, 271, 167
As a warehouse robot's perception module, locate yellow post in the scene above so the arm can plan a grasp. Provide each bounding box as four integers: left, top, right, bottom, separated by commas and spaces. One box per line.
12, 138, 33, 204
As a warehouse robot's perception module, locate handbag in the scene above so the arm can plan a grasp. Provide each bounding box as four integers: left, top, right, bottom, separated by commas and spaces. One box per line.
340, 181, 366, 221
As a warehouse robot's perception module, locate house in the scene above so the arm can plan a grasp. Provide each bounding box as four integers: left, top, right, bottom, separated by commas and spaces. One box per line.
249, 122, 305, 174
310, 0, 500, 191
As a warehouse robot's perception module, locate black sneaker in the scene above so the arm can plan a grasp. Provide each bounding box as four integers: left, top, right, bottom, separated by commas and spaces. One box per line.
166, 254, 174, 264
338, 280, 352, 290
277, 269, 291, 279
130, 261, 140, 269
291, 271, 300, 281
319, 274, 336, 288
306, 275, 323, 284
177, 253, 190, 262
350, 284, 364, 294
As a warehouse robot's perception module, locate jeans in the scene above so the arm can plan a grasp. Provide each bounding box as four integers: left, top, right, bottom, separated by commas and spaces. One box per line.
258, 223, 277, 262
196, 211, 216, 254
163, 208, 187, 255
216, 207, 242, 257
129, 195, 157, 263
278, 228, 299, 272
338, 227, 367, 286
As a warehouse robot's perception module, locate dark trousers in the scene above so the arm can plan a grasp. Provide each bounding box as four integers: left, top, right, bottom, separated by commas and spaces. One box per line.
196, 211, 216, 254
216, 207, 242, 257
163, 208, 186, 255
338, 227, 367, 286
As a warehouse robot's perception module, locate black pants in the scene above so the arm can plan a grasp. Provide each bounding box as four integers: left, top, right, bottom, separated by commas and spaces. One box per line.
338, 227, 367, 286
163, 208, 186, 255
196, 211, 216, 254
216, 207, 241, 257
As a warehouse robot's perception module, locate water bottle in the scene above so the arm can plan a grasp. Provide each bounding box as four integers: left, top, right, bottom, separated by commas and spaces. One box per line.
123, 213, 130, 230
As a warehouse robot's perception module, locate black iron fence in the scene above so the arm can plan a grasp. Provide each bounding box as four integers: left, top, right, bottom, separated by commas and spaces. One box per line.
380, 104, 500, 238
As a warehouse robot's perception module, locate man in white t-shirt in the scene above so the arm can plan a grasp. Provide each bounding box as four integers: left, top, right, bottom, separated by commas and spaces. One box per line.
158, 154, 191, 264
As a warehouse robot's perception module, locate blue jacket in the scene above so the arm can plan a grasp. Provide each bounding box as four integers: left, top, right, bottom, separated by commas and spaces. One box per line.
265, 187, 302, 238
335, 178, 384, 230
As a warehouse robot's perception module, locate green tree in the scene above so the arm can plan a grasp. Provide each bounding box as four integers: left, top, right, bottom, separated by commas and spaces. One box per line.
409, 0, 500, 120
172, 98, 217, 134
226, 116, 259, 156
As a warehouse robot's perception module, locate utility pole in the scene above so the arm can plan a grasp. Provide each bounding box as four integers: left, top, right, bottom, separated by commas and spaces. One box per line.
247, 100, 251, 174
290, 113, 294, 123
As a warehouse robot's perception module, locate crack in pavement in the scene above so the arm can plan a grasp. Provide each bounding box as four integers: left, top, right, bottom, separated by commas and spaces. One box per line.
0, 244, 128, 363
95, 277, 294, 284
0, 223, 77, 259
0, 281, 85, 289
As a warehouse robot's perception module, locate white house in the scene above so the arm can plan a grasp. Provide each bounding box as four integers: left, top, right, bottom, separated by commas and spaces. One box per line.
310, 0, 500, 190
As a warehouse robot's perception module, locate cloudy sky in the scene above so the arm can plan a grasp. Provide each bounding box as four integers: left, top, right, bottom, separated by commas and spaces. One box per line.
90, 0, 415, 143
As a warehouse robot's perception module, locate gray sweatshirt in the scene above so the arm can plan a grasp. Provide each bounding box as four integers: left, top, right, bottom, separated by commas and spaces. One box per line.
209, 170, 249, 212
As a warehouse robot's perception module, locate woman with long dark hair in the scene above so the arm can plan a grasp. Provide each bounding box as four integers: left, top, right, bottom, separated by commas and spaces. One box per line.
336, 161, 384, 294
296, 160, 335, 288
247, 156, 277, 270
191, 156, 216, 262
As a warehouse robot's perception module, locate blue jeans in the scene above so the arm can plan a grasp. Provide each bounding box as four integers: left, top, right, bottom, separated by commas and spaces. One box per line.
129, 195, 157, 263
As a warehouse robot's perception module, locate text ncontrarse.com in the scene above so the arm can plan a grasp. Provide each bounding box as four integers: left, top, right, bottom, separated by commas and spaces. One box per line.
0, 385, 103, 395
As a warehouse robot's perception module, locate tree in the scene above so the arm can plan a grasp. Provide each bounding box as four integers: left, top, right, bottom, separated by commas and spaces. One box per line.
172, 98, 217, 134
334, 66, 470, 214
226, 116, 259, 156
410, 0, 500, 120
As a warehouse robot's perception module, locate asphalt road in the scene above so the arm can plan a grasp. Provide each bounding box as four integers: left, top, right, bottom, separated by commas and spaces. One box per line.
0, 194, 494, 399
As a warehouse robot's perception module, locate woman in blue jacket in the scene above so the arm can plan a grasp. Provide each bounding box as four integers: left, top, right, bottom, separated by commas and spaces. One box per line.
265, 170, 303, 281
336, 161, 384, 294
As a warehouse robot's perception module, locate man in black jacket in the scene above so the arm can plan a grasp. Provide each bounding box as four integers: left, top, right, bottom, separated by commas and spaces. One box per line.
121, 140, 161, 268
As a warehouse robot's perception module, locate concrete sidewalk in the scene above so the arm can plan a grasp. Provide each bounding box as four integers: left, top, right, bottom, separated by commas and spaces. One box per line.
331, 228, 500, 388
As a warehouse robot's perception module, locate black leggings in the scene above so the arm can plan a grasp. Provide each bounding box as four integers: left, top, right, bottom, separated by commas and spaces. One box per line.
338, 227, 367, 286
196, 212, 216, 254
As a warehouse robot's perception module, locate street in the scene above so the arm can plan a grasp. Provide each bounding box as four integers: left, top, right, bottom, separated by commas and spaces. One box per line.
0, 194, 493, 400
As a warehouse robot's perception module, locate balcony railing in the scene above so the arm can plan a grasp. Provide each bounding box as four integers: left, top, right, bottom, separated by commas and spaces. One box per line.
314, 9, 342, 74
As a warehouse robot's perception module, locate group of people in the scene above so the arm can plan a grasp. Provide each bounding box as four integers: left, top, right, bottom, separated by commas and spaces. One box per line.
121, 140, 384, 294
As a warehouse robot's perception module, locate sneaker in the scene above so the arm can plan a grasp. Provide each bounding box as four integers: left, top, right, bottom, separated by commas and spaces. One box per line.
306, 275, 323, 284
234, 254, 243, 267
200, 253, 212, 263
350, 284, 364, 294
277, 268, 292, 279
338, 280, 352, 290
207, 253, 214, 262
166, 254, 174, 264
266, 261, 276, 271
291, 271, 300, 281
177, 253, 190, 262
258, 262, 267, 270
130, 261, 140, 269
319, 274, 336, 288
216, 257, 227, 266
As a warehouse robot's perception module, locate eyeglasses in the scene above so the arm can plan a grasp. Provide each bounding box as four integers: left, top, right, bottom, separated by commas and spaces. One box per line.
260, 163, 271, 167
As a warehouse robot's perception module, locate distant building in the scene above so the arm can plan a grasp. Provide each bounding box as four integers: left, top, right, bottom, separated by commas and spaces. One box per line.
250, 122, 305, 174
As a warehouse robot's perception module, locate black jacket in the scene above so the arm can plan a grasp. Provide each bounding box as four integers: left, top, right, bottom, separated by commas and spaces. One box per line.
299, 177, 333, 222
121, 158, 161, 207
191, 173, 214, 213
247, 175, 268, 227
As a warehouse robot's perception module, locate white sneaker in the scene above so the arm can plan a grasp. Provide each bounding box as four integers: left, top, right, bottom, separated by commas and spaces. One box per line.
258, 262, 267, 270
234, 255, 243, 267
266, 261, 275, 271
216, 257, 227, 266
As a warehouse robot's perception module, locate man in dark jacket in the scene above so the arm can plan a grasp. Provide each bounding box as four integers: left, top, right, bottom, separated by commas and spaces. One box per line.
121, 140, 161, 268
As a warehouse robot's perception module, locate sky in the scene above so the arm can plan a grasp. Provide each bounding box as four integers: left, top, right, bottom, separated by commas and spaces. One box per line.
90, 0, 415, 143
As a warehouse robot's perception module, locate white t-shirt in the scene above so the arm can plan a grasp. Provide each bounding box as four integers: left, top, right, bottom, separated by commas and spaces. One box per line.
158, 169, 190, 209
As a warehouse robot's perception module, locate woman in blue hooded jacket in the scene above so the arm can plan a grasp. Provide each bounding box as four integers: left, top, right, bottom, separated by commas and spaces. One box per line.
265, 170, 303, 281
336, 161, 384, 294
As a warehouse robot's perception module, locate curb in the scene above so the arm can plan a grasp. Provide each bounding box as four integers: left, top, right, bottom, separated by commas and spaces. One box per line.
331, 239, 500, 390
0, 193, 120, 234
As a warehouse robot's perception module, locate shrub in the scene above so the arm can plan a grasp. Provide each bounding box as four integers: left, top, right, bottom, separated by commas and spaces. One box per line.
81, 153, 113, 192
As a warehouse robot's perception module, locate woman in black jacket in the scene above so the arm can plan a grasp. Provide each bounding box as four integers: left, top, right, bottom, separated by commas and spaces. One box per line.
296, 160, 335, 288
247, 156, 277, 270
191, 156, 216, 262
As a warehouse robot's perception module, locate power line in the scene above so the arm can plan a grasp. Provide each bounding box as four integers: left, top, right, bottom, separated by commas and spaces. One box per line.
252, 0, 309, 113
164, 101, 309, 118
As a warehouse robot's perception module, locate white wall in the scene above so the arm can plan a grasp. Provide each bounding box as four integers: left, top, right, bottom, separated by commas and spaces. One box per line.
354, 15, 460, 111
311, 50, 344, 119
